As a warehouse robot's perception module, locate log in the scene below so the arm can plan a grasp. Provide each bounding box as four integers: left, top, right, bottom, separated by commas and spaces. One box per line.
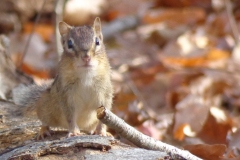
0, 101, 169, 160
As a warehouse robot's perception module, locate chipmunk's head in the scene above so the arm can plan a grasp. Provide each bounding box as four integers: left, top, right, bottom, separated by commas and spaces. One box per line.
59, 17, 107, 70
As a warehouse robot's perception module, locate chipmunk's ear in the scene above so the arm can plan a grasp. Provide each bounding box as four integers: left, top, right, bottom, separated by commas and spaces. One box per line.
59, 22, 71, 36
93, 17, 103, 40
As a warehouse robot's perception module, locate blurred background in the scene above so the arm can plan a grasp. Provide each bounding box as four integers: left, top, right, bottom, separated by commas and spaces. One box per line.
1, 0, 240, 158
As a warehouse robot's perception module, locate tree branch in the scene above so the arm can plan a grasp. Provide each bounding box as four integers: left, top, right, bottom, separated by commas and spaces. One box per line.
97, 106, 202, 160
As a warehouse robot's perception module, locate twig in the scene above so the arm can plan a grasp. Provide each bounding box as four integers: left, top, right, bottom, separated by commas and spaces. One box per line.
97, 106, 202, 160
18, 0, 46, 68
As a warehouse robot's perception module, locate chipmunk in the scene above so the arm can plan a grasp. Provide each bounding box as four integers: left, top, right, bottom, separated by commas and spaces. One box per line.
13, 17, 113, 139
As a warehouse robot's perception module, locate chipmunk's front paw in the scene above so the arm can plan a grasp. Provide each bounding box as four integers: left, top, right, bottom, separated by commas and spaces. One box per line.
94, 129, 113, 137
104, 132, 113, 137
37, 126, 54, 140
66, 128, 82, 138
100, 131, 113, 137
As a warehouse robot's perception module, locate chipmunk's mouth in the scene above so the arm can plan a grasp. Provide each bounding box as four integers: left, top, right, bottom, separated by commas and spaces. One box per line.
78, 63, 93, 68
83, 64, 92, 67
76, 60, 97, 68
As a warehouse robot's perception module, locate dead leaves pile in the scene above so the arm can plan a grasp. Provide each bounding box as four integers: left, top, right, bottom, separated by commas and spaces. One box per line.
109, 0, 240, 159
2, 0, 240, 159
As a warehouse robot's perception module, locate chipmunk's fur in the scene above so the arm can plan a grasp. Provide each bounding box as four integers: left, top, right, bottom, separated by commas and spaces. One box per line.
13, 18, 113, 139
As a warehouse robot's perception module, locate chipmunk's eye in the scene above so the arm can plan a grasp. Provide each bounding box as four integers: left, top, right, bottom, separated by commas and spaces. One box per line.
67, 39, 73, 49
95, 37, 100, 46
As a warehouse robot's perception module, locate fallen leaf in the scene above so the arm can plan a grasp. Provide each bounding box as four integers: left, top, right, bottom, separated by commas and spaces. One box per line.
173, 94, 209, 141
174, 123, 188, 141
128, 63, 166, 88
159, 0, 212, 8
197, 107, 233, 144
142, 7, 206, 25
21, 62, 50, 79
184, 144, 226, 160
23, 23, 53, 42
124, 101, 150, 126
160, 48, 230, 68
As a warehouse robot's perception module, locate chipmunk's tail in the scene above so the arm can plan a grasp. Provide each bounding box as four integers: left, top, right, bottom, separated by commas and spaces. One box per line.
13, 80, 53, 107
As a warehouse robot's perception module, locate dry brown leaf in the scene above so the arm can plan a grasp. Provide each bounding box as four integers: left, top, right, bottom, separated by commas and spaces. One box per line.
9, 33, 52, 71
142, 7, 206, 26
160, 49, 230, 68
113, 92, 136, 112
184, 144, 226, 160
159, 0, 212, 8
166, 72, 203, 108
166, 90, 182, 108
112, 91, 138, 125
173, 123, 188, 141
128, 63, 166, 88
21, 62, 50, 79
124, 101, 150, 126
197, 107, 233, 144
172, 74, 233, 143
173, 94, 210, 141
206, 12, 230, 37
105, 0, 147, 21
23, 23, 53, 42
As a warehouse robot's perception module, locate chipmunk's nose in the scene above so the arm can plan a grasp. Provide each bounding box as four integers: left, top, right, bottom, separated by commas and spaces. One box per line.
82, 55, 91, 63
